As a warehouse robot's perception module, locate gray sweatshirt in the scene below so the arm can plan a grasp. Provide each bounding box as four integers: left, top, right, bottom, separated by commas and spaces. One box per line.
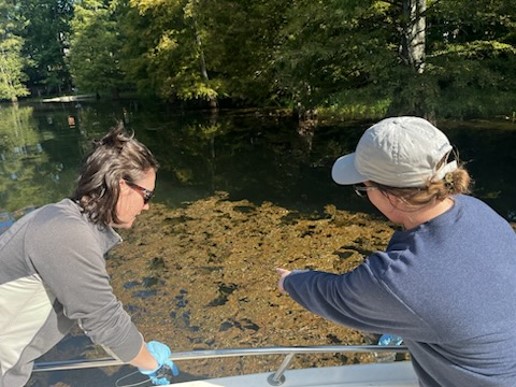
0, 199, 143, 387
284, 195, 516, 387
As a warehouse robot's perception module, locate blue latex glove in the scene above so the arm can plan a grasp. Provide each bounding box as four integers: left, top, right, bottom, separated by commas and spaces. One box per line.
378, 334, 403, 346
138, 341, 179, 385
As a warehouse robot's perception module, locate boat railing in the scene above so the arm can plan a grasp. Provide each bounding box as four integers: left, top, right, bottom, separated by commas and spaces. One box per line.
34, 345, 409, 386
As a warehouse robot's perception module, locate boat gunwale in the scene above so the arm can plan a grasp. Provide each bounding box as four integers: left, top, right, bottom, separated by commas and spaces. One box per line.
33, 344, 409, 372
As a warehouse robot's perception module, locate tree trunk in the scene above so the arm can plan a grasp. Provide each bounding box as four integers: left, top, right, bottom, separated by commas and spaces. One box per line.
401, 0, 426, 73
192, 7, 217, 110
388, 0, 430, 117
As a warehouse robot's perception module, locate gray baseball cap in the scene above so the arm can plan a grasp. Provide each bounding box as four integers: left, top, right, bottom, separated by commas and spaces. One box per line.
331, 116, 457, 188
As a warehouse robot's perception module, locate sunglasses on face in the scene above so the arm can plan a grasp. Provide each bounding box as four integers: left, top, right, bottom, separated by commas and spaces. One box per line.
353, 183, 378, 198
125, 181, 154, 204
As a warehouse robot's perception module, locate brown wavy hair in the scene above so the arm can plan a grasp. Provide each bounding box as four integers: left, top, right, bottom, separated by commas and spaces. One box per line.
71, 122, 159, 227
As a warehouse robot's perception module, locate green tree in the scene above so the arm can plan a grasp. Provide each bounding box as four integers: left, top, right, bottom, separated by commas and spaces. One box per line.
117, 0, 216, 103
46, 0, 516, 117
275, 0, 515, 118
274, 1, 394, 113
69, 0, 128, 98
117, 0, 289, 106
424, 0, 516, 118
191, 0, 291, 106
387, 0, 515, 118
0, 0, 30, 102
18, 0, 74, 96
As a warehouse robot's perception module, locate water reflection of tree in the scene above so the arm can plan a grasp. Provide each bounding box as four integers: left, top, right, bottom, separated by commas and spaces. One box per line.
142, 113, 332, 207
0, 105, 57, 211
443, 124, 516, 220
147, 116, 230, 190
77, 109, 335, 209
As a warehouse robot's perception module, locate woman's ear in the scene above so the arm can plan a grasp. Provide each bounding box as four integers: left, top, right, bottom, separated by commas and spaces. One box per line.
118, 179, 131, 195
385, 192, 406, 210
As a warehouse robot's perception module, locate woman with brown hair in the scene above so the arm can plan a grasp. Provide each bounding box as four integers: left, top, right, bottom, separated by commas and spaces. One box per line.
0, 123, 177, 386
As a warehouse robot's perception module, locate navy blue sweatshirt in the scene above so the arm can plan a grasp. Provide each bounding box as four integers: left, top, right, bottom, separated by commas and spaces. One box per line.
284, 195, 516, 387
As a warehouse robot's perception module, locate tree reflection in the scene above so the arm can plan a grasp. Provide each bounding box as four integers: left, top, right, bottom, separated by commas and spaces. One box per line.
0, 103, 514, 220
0, 105, 59, 211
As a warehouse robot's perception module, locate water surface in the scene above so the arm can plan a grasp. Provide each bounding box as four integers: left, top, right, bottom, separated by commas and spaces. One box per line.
1, 101, 514, 386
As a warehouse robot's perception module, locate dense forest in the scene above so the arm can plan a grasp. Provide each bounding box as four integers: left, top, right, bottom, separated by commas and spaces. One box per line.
0, 0, 515, 118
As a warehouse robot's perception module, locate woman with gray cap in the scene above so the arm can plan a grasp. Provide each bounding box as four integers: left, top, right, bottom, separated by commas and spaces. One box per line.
277, 116, 516, 386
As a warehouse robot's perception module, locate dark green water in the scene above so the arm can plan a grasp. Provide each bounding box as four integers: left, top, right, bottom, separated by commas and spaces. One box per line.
1, 100, 515, 221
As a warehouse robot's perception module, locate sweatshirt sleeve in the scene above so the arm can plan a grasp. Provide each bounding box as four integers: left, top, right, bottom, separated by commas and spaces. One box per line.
283, 261, 427, 336
26, 213, 143, 362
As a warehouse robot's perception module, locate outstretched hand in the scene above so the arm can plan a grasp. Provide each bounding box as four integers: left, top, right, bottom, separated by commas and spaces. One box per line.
139, 341, 179, 385
276, 268, 292, 294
